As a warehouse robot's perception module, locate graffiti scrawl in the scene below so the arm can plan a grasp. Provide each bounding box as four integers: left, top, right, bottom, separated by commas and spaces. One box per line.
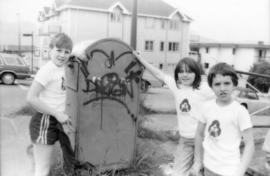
68, 50, 143, 128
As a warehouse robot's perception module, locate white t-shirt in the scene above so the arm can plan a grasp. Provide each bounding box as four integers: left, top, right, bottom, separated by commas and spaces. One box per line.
263, 130, 270, 153
163, 75, 214, 138
34, 61, 66, 112
200, 100, 253, 176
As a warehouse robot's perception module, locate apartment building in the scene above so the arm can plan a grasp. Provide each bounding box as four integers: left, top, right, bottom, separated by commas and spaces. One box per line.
190, 42, 270, 72
37, 0, 191, 68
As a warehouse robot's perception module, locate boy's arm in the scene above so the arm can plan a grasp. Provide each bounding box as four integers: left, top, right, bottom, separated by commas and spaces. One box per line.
27, 81, 69, 123
133, 51, 167, 83
190, 122, 206, 176
238, 128, 255, 176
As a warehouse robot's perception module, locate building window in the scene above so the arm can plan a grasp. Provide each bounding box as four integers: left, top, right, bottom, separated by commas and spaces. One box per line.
159, 63, 163, 69
160, 41, 164, 51
48, 25, 61, 34
232, 48, 236, 55
168, 42, 179, 51
145, 40, 154, 51
110, 10, 122, 22
204, 63, 209, 69
169, 20, 179, 30
258, 49, 266, 61
161, 20, 166, 29
206, 47, 209, 53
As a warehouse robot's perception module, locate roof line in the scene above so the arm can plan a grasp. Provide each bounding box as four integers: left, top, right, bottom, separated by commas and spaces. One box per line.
168, 9, 192, 22
190, 42, 270, 49
108, 1, 129, 14
56, 5, 188, 20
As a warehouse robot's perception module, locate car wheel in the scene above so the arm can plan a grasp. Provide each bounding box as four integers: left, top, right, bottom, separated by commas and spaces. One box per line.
141, 80, 149, 93
1, 73, 15, 85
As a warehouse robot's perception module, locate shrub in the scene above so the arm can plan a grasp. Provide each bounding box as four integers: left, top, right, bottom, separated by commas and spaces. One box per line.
247, 61, 270, 93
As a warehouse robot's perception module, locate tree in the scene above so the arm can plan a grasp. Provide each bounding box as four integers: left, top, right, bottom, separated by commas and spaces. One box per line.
247, 61, 270, 93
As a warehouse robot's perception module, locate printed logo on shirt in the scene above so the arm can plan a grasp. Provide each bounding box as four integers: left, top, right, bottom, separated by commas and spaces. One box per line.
208, 120, 221, 138
61, 77, 66, 91
179, 98, 191, 112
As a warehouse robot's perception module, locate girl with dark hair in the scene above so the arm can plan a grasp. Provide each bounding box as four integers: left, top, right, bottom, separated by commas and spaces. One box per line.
133, 51, 214, 176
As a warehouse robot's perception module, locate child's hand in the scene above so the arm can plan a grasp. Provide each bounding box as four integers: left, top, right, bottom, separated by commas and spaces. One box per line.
62, 120, 75, 134
56, 112, 75, 134
55, 111, 69, 123
132, 50, 141, 60
72, 50, 87, 61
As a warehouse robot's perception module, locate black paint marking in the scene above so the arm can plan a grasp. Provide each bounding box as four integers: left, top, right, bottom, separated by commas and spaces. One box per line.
89, 50, 133, 68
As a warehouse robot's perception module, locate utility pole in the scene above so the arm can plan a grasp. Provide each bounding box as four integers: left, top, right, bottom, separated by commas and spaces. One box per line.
17, 13, 21, 56
23, 32, 34, 74
130, 0, 138, 50
130, 0, 138, 167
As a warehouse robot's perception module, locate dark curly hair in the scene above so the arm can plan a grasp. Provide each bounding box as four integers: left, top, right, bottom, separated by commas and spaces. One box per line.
207, 62, 238, 87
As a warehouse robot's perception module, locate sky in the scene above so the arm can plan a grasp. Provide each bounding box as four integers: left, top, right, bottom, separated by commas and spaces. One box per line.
0, 0, 269, 43
164, 0, 269, 43
0, 0, 51, 23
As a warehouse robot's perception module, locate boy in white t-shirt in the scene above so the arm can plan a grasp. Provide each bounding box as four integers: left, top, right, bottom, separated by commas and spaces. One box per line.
262, 130, 270, 171
193, 63, 254, 176
27, 33, 74, 176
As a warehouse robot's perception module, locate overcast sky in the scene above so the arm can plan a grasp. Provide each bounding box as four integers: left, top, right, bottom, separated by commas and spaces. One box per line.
164, 0, 269, 43
0, 0, 269, 43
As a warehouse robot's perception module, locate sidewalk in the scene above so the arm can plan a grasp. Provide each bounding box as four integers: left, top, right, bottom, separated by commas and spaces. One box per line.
0, 116, 33, 176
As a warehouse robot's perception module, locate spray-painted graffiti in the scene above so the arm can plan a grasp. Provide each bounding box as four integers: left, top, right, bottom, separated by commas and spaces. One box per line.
89, 49, 133, 69
83, 72, 134, 98
65, 47, 144, 175
70, 50, 143, 125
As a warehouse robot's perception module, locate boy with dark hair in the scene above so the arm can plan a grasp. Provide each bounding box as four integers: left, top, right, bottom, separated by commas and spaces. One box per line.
27, 33, 73, 176
193, 63, 255, 176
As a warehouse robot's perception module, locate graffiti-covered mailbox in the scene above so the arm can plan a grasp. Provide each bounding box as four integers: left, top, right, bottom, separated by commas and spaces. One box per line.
65, 38, 143, 173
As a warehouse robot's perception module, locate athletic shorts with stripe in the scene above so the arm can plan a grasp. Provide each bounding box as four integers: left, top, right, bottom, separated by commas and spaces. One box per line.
29, 112, 62, 145
29, 112, 77, 174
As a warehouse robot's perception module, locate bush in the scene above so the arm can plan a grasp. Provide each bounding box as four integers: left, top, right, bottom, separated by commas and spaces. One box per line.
247, 61, 270, 93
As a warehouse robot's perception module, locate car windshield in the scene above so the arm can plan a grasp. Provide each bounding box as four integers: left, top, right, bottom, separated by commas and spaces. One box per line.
3, 56, 25, 66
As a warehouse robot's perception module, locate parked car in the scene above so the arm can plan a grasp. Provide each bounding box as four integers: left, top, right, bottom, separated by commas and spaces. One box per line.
235, 87, 259, 100
0, 53, 31, 85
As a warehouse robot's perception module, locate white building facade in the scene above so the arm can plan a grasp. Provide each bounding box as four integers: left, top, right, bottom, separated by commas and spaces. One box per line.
37, 0, 191, 68
190, 42, 270, 73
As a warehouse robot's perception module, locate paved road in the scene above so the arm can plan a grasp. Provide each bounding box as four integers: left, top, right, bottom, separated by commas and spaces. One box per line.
0, 116, 33, 176
0, 79, 32, 116
0, 79, 33, 176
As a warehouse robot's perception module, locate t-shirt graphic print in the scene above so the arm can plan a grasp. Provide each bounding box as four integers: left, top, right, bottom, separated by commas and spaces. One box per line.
61, 77, 66, 91
208, 120, 221, 138
179, 98, 191, 112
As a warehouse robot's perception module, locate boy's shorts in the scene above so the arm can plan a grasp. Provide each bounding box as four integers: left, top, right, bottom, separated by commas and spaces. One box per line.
29, 112, 62, 145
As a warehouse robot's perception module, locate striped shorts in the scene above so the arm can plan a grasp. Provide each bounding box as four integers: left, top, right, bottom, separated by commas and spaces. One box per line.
29, 112, 62, 145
